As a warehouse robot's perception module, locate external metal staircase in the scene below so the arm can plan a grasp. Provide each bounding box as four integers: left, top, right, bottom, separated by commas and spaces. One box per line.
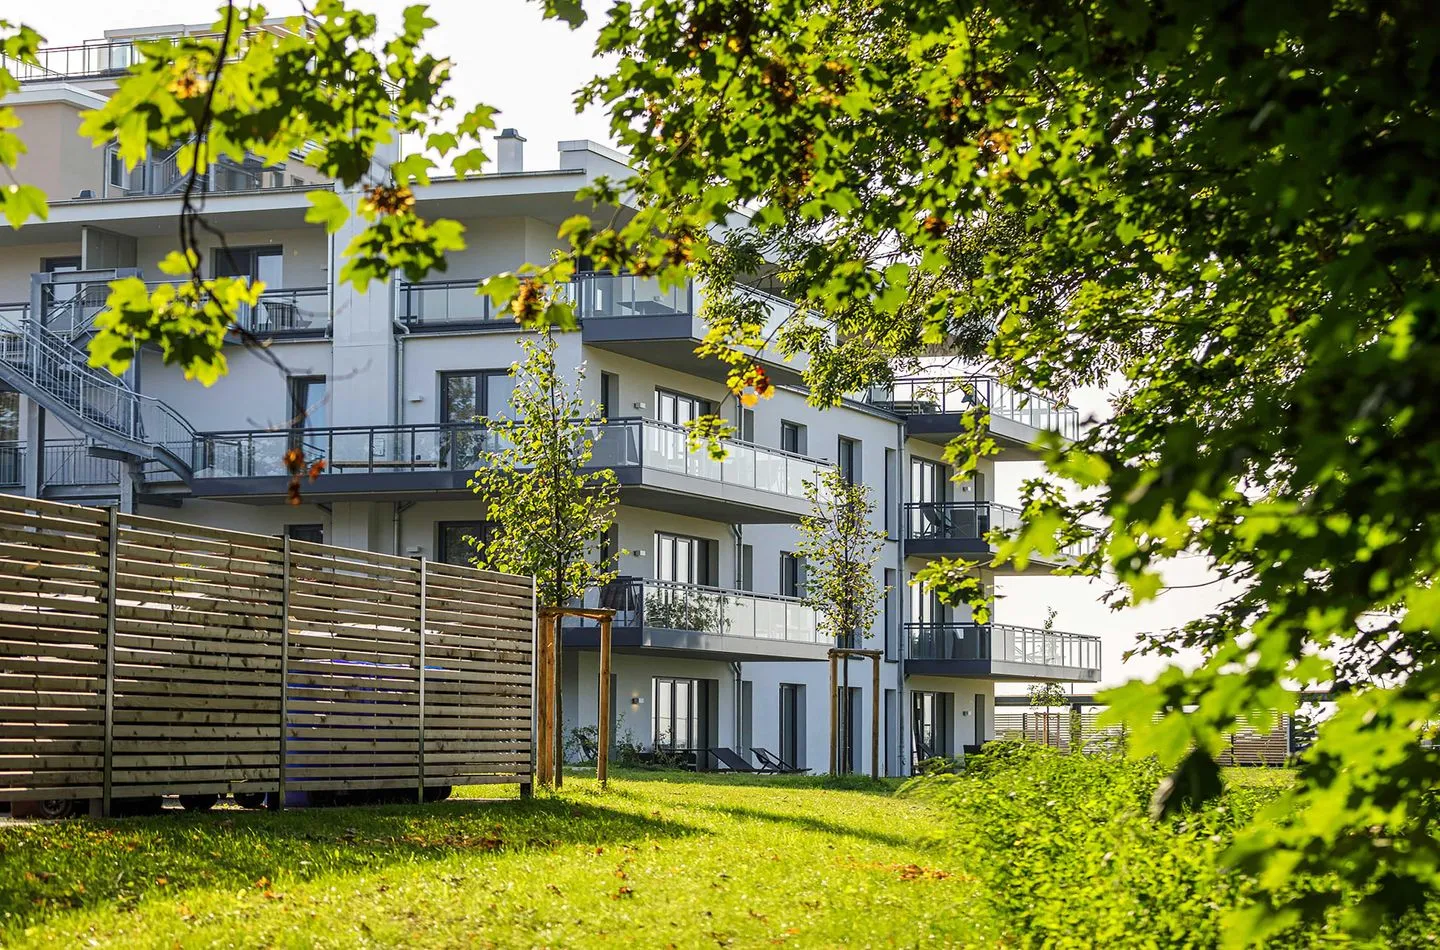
0, 298, 198, 483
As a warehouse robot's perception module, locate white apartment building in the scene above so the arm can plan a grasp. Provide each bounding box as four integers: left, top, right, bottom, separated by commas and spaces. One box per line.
0, 27, 1101, 776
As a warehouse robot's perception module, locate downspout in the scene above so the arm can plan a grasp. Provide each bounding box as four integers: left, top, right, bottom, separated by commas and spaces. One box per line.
731, 660, 743, 755
896, 416, 908, 777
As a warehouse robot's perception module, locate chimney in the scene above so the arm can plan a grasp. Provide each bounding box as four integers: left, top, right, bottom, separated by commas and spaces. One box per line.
496, 128, 525, 173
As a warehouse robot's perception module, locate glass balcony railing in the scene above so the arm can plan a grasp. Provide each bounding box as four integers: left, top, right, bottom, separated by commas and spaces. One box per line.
906, 622, 1101, 674
904, 501, 1097, 559
581, 577, 822, 643
192, 419, 831, 505
590, 418, 828, 502
397, 279, 506, 327
868, 376, 1080, 441
572, 274, 693, 320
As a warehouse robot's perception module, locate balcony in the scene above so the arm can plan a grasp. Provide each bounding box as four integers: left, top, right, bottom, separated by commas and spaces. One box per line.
564, 577, 831, 661
868, 376, 1079, 455
189, 419, 830, 521
905, 622, 1101, 682
904, 501, 1096, 572
576, 275, 810, 386
397, 279, 509, 329
0, 443, 21, 488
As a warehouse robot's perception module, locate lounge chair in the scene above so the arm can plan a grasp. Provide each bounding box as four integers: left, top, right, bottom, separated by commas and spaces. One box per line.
751, 747, 809, 774
707, 747, 760, 773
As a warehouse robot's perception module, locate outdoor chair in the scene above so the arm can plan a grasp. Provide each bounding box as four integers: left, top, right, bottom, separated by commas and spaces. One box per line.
707, 747, 761, 773
921, 504, 956, 539
751, 747, 809, 774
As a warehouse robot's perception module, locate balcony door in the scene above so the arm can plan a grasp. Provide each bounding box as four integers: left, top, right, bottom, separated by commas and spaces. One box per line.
779, 683, 805, 768
911, 690, 952, 766
909, 458, 945, 536
653, 676, 710, 754
441, 370, 514, 468
215, 247, 283, 331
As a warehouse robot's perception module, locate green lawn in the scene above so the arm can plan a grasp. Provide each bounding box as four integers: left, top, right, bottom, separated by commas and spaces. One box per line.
0, 771, 989, 948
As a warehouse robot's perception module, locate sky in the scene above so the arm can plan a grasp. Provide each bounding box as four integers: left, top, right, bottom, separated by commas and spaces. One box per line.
26, 1, 1226, 691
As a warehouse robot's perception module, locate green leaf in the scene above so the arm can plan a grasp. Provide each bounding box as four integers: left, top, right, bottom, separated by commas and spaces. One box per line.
305, 190, 350, 233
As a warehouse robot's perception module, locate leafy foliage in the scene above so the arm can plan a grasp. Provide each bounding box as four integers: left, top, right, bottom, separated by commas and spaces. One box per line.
795, 466, 886, 645
527, 0, 1440, 936
911, 744, 1440, 948
467, 332, 619, 607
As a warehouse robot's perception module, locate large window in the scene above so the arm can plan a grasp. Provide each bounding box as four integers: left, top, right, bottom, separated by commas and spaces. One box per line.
288, 376, 327, 430
909, 457, 945, 535
441, 370, 514, 423
655, 532, 711, 585
437, 520, 498, 567
912, 691, 952, 766
285, 524, 324, 544
779, 683, 805, 768
214, 246, 283, 286
656, 388, 708, 425
654, 676, 704, 750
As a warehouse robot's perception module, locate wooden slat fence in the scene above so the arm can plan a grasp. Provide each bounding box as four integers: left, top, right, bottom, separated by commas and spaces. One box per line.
0, 494, 536, 811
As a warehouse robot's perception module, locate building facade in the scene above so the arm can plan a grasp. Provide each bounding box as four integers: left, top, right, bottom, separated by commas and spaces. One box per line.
0, 27, 1101, 776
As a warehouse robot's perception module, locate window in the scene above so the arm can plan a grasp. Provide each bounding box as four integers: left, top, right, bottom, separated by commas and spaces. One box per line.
214, 246, 283, 286
779, 683, 805, 768
912, 691, 952, 766
440, 370, 514, 422
285, 524, 324, 544
739, 544, 754, 591
656, 388, 708, 425
884, 448, 898, 536
600, 372, 619, 421
780, 552, 806, 599
883, 569, 899, 659
108, 150, 127, 188
737, 406, 755, 442
438, 520, 498, 567
837, 436, 860, 484
653, 676, 704, 750
41, 257, 81, 275
599, 525, 620, 568
288, 376, 327, 430
0, 391, 17, 442
780, 420, 807, 455
655, 532, 710, 585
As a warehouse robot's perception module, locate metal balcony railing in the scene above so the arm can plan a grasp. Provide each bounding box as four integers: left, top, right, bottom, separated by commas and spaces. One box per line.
194, 418, 832, 503
868, 376, 1080, 441
903, 500, 1097, 558
0, 309, 198, 479
3, 41, 144, 82
905, 622, 1101, 673
0, 443, 22, 487
580, 577, 822, 643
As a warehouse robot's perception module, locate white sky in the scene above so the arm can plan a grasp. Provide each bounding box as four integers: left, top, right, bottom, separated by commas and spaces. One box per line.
26, 2, 1224, 691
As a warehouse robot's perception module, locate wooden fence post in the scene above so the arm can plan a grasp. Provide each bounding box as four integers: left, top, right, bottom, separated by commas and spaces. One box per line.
870, 655, 880, 780
598, 616, 612, 788
101, 506, 117, 818
536, 611, 554, 789
828, 652, 838, 776
552, 613, 564, 789
277, 535, 291, 811
417, 557, 427, 804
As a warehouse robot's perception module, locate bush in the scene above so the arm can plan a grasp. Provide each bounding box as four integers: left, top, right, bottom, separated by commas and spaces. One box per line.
907, 742, 1288, 948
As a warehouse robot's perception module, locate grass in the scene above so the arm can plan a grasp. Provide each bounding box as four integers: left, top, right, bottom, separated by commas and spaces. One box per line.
0, 770, 990, 948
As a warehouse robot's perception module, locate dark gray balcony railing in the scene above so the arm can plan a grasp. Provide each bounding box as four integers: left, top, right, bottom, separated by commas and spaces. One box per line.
869, 376, 1080, 441
0, 443, 22, 487
137, 281, 328, 335
906, 622, 1101, 674
43, 440, 121, 487
904, 500, 1097, 558
578, 577, 821, 643
397, 279, 505, 326
193, 418, 831, 503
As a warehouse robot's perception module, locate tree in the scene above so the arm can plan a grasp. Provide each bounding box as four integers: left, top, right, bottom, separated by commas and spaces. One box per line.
796, 466, 885, 775
511, 0, 1440, 938
795, 467, 886, 647
467, 331, 619, 607
5, 0, 1440, 936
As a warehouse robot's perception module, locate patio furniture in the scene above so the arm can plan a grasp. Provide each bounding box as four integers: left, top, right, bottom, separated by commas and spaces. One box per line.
751, 747, 809, 774
707, 747, 761, 773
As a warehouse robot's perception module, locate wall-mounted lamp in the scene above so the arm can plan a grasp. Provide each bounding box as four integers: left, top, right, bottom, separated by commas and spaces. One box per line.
630, 693, 642, 709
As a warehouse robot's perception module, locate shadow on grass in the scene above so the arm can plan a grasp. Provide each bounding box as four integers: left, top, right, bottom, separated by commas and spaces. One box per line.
596, 767, 903, 796
0, 794, 699, 934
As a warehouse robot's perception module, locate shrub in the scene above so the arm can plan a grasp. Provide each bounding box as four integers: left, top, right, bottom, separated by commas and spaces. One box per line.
907, 742, 1286, 948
